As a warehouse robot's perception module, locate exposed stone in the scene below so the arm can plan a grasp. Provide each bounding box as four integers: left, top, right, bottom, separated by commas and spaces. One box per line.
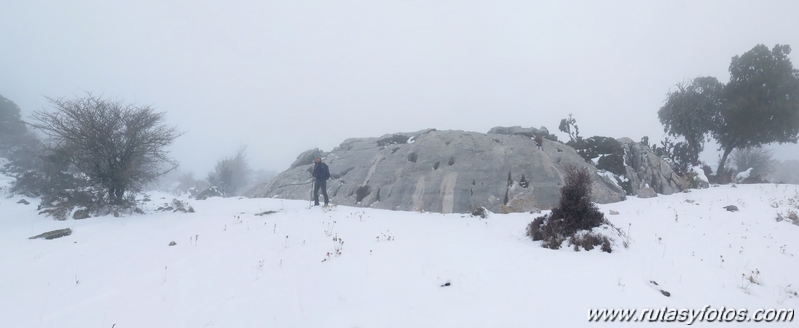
255, 210, 278, 216
609, 210, 620, 215
637, 187, 657, 198
538, 126, 550, 135
195, 186, 224, 200
502, 182, 541, 213
691, 177, 710, 189
248, 128, 626, 213
29, 228, 72, 240
724, 205, 739, 212
17, 199, 29, 205
617, 138, 689, 196
289, 148, 325, 169
487, 126, 538, 138
73, 209, 90, 220
169, 241, 177, 246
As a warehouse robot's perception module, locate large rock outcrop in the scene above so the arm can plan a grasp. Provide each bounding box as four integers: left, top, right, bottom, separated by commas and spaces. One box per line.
248, 128, 626, 213
617, 137, 689, 196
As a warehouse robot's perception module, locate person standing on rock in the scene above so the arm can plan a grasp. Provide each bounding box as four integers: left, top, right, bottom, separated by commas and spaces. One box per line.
534, 133, 544, 150
312, 156, 330, 206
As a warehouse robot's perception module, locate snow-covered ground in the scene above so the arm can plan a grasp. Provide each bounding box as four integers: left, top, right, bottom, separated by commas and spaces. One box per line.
1, 170, 797, 327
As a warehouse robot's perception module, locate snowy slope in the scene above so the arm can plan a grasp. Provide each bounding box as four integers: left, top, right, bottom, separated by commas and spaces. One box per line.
1, 171, 797, 327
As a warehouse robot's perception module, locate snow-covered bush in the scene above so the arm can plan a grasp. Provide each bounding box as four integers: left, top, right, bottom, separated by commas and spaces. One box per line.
470, 205, 487, 219
567, 136, 625, 176
526, 166, 615, 252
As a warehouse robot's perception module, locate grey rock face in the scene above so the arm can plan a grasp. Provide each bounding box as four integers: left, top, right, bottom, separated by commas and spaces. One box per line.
487, 126, 539, 138
195, 186, 224, 200
249, 129, 626, 213
617, 138, 688, 196
290, 148, 324, 169
636, 187, 657, 198
692, 176, 710, 189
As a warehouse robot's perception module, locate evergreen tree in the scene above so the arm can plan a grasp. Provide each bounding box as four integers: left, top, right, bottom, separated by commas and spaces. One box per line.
0, 95, 28, 149
658, 44, 799, 176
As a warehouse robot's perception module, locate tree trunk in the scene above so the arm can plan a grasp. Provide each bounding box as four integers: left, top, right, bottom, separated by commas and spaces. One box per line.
115, 187, 125, 204
716, 146, 734, 182
108, 184, 125, 205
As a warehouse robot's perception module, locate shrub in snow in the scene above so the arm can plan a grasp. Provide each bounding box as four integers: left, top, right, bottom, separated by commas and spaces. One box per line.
569, 230, 612, 253
156, 199, 193, 213
38, 185, 140, 221
684, 165, 710, 189
470, 206, 487, 219
731, 146, 776, 181
207, 146, 251, 197
778, 210, 799, 225
526, 166, 617, 252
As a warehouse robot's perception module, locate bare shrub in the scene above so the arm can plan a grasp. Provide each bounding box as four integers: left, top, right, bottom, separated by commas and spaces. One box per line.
207, 146, 251, 197
731, 146, 776, 181
30, 93, 182, 206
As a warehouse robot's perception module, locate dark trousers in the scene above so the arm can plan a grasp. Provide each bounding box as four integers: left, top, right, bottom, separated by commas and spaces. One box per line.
314, 179, 329, 205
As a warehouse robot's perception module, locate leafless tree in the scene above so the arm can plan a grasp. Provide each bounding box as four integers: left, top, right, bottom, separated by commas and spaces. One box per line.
30, 93, 182, 205
208, 145, 251, 197
730, 146, 776, 179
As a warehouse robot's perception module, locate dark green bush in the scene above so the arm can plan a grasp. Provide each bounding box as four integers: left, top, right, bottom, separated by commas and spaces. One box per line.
567, 136, 625, 176
526, 166, 612, 252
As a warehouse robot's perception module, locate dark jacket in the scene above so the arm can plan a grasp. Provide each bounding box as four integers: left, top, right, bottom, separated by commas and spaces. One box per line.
313, 162, 330, 181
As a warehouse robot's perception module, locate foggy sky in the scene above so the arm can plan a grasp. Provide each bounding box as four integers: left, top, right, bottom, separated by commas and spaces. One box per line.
3, 0, 799, 175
